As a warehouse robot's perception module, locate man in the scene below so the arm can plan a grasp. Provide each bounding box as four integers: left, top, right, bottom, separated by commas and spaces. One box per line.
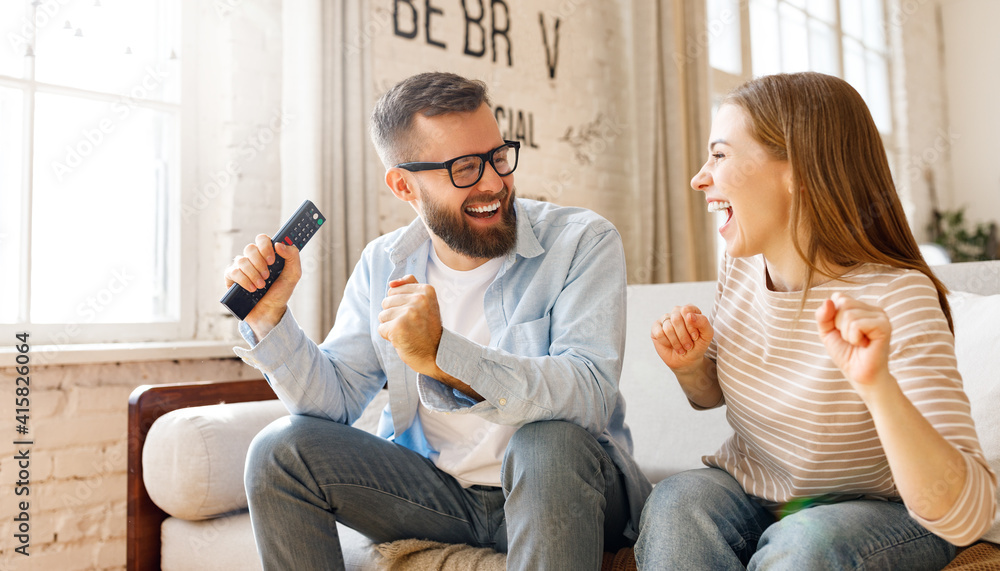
225, 72, 651, 570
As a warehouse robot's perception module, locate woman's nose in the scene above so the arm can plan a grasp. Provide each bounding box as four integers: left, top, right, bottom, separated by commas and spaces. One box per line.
691, 164, 711, 191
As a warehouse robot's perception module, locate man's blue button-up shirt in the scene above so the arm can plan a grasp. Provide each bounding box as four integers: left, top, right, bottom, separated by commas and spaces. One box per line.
234, 198, 651, 538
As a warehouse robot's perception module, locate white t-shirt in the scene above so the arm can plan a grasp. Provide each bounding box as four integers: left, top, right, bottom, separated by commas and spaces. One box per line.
418, 247, 516, 487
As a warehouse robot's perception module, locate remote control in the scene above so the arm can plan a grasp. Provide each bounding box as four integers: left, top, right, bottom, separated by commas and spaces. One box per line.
221, 199, 326, 320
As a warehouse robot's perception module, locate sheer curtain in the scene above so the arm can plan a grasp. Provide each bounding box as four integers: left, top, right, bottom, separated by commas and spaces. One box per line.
630, 0, 717, 284
282, 0, 378, 339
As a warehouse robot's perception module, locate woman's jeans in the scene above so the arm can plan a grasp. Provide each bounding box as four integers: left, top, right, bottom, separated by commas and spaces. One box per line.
635, 468, 956, 570
245, 415, 630, 571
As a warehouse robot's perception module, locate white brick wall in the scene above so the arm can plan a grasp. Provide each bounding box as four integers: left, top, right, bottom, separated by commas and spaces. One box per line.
195, 0, 286, 342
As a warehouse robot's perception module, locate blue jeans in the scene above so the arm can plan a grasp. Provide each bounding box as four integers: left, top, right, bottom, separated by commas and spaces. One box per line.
245, 416, 630, 571
634, 468, 956, 570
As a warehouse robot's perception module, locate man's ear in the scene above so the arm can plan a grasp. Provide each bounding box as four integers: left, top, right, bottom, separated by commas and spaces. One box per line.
385, 167, 418, 202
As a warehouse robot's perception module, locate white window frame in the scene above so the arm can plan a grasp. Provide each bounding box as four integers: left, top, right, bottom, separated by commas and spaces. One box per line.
0, 0, 199, 346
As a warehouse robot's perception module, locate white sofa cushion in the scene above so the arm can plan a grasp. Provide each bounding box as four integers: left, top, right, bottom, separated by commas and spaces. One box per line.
949, 291, 1000, 543
161, 512, 378, 571
143, 399, 289, 520
143, 390, 390, 521
621, 281, 733, 484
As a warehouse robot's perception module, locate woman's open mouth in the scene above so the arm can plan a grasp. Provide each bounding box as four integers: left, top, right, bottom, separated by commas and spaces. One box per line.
708, 200, 733, 228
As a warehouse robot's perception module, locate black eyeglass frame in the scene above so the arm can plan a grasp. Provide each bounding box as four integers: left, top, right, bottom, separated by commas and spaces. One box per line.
394, 140, 521, 189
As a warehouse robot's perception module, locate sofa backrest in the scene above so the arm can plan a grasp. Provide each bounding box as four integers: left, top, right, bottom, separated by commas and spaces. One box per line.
619, 279, 729, 485
933, 261, 1000, 542
932, 260, 1000, 296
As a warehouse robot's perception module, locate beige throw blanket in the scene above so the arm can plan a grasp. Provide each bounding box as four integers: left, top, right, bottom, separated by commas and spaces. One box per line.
375, 539, 507, 571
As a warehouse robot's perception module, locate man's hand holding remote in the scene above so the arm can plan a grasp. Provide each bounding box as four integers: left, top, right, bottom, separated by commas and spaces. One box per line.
224, 233, 302, 340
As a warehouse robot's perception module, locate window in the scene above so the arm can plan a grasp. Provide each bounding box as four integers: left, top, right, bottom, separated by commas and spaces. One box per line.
707, 0, 892, 125
1, 0, 188, 344
707, 0, 891, 133
705, 0, 893, 256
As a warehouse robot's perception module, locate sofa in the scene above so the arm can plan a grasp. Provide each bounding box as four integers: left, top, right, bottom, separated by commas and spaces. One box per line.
127, 260, 1000, 570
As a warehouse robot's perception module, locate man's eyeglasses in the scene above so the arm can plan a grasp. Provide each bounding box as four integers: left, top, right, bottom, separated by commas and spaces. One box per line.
395, 141, 520, 189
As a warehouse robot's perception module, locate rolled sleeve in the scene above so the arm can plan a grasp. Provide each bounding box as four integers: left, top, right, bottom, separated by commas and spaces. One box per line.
428, 329, 537, 419
233, 310, 305, 373
907, 454, 998, 546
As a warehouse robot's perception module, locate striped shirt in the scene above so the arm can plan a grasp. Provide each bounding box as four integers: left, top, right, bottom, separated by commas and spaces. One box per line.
702, 255, 997, 545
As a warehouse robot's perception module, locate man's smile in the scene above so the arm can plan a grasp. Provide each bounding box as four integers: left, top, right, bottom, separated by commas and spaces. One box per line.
465, 199, 502, 218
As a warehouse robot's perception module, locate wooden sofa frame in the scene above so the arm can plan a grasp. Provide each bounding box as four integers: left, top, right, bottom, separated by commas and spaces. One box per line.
126, 378, 273, 571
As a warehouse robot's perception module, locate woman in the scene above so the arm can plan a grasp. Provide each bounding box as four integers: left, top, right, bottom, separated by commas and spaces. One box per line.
635, 72, 996, 570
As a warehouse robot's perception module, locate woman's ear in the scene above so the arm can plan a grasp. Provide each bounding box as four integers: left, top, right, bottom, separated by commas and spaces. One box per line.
385, 168, 418, 203
783, 167, 797, 195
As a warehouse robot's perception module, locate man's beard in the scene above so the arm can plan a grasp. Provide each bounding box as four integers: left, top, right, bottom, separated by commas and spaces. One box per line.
419, 183, 518, 260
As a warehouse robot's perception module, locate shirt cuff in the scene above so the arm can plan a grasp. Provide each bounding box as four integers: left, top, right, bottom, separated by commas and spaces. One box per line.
415, 374, 479, 411
905, 453, 997, 545
232, 309, 302, 372
419, 329, 508, 412
434, 329, 485, 384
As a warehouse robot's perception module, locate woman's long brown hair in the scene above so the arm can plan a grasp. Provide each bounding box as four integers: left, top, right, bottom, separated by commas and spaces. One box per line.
723, 72, 953, 331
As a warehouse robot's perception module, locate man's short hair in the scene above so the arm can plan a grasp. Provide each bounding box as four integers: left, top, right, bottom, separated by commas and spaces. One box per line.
370, 72, 491, 168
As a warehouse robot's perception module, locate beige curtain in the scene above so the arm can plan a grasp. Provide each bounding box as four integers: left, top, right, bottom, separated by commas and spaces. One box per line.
630, 0, 716, 284
318, 0, 379, 333
282, 0, 378, 339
